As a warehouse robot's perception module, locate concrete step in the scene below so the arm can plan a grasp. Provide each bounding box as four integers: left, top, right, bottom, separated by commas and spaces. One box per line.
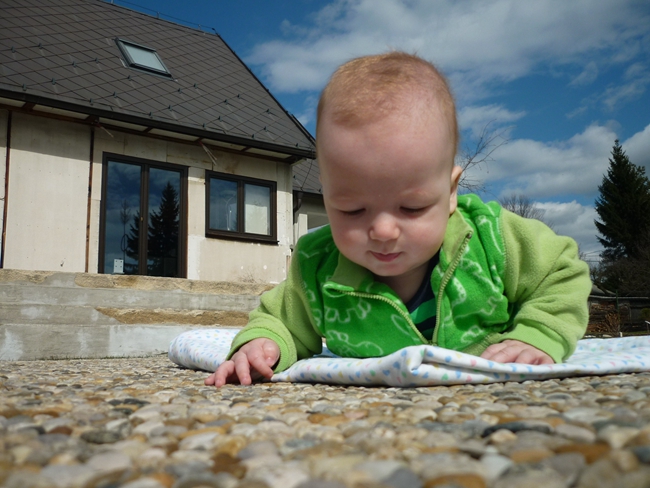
0, 283, 260, 312
0, 323, 206, 361
0, 269, 266, 310
0, 269, 268, 360
0, 304, 251, 327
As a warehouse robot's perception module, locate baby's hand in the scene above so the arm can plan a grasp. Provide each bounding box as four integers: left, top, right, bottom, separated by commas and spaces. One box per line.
204, 338, 280, 387
480, 339, 554, 365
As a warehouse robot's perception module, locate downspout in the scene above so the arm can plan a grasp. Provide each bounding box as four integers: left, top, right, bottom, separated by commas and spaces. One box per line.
288, 189, 305, 268
293, 190, 303, 218
1, 111, 12, 269
84, 126, 95, 273
292, 190, 304, 251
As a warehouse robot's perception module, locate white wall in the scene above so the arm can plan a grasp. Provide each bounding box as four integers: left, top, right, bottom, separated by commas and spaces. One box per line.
4, 114, 90, 272
178, 143, 294, 283
295, 193, 329, 240
4, 113, 295, 283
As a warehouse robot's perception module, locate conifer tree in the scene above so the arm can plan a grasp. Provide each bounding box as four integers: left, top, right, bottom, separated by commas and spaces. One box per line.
124, 210, 140, 275
595, 140, 650, 261
147, 182, 180, 277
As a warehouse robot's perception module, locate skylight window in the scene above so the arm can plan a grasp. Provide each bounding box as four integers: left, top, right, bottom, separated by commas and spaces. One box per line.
116, 39, 172, 78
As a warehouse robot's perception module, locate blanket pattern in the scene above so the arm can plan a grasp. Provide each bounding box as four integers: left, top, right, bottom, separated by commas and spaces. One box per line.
168, 328, 650, 386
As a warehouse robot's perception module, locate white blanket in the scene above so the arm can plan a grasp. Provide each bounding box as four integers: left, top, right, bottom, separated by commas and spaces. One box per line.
168, 328, 650, 386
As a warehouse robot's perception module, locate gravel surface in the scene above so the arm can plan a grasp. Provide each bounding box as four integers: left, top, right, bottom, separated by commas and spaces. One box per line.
2, 356, 650, 487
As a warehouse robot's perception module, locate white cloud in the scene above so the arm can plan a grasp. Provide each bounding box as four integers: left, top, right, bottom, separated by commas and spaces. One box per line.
602, 77, 650, 111
460, 122, 650, 254
624, 123, 650, 174
246, 0, 650, 101
458, 104, 526, 139
567, 63, 650, 118
465, 124, 616, 200
566, 106, 588, 119
624, 62, 648, 81
601, 63, 650, 110
536, 201, 601, 258
570, 61, 598, 86
294, 95, 319, 128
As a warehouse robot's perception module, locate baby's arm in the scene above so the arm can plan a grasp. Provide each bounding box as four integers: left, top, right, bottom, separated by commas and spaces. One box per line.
498, 210, 591, 362
480, 339, 553, 365
205, 338, 280, 387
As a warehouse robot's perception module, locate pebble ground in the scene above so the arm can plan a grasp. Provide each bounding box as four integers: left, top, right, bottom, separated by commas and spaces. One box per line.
2, 356, 650, 488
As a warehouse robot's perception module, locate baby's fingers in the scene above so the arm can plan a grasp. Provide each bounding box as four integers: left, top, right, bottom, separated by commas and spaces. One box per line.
480, 340, 554, 365
205, 360, 236, 387
231, 353, 256, 385
480, 342, 508, 361
518, 349, 554, 365
245, 350, 275, 381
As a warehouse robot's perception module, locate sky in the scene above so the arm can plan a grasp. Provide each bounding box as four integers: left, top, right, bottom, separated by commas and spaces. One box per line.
113, 0, 650, 263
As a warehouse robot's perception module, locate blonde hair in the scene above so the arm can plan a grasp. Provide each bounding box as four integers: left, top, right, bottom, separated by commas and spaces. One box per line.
317, 51, 459, 154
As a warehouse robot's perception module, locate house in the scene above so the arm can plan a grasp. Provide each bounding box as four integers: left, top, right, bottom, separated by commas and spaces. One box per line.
292, 157, 328, 238
0, 0, 326, 284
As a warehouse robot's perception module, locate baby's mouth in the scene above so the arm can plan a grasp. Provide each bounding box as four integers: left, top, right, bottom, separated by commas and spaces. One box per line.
371, 251, 401, 262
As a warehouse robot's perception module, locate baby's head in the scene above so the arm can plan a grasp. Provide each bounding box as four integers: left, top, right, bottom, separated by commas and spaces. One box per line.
317, 51, 459, 156
316, 52, 463, 299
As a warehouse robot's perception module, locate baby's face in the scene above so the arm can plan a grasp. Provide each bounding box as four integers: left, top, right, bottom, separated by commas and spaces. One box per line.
319, 106, 461, 291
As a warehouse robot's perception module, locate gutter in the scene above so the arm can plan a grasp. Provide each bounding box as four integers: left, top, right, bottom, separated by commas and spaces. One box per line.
0, 89, 316, 161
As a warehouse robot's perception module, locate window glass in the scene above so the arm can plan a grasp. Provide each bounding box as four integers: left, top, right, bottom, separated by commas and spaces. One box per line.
147, 168, 181, 277
101, 158, 184, 277
103, 161, 141, 275
209, 178, 238, 231
116, 39, 171, 77
206, 172, 276, 242
245, 183, 271, 235
124, 44, 166, 72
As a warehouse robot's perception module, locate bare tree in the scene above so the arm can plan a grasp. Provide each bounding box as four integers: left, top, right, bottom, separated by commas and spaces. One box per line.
499, 194, 546, 220
499, 193, 556, 230
457, 121, 509, 193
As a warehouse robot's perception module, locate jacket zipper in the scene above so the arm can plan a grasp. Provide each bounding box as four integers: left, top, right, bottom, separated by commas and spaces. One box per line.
327, 231, 473, 347
334, 290, 428, 344
433, 231, 473, 344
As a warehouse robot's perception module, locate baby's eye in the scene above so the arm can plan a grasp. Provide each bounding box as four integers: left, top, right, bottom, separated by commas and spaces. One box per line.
340, 209, 365, 216
401, 206, 426, 214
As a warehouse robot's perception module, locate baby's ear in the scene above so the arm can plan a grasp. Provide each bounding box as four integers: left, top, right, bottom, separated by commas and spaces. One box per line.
449, 165, 463, 214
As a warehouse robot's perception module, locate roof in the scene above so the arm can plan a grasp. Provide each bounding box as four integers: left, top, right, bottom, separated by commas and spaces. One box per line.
292, 158, 322, 195
0, 0, 315, 162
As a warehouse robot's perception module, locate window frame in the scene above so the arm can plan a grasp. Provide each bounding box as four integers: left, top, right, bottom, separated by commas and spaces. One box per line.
98, 153, 188, 278
205, 171, 278, 244
115, 38, 173, 78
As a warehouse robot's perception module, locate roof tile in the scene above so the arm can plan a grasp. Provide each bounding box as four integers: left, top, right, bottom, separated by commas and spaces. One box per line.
0, 0, 314, 159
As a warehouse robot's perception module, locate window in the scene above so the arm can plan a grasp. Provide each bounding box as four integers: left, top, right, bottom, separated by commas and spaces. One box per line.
99, 155, 187, 277
206, 171, 277, 243
115, 38, 172, 77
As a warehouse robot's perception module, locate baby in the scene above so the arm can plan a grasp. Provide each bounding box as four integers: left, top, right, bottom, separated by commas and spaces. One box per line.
206, 52, 591, 387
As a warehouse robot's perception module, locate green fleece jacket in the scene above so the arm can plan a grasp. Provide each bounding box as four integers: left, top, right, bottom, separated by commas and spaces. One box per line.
228, 194, 591, 371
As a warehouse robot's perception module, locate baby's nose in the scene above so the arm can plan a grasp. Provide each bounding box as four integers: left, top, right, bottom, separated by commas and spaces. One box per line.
369, 213, 400, 241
